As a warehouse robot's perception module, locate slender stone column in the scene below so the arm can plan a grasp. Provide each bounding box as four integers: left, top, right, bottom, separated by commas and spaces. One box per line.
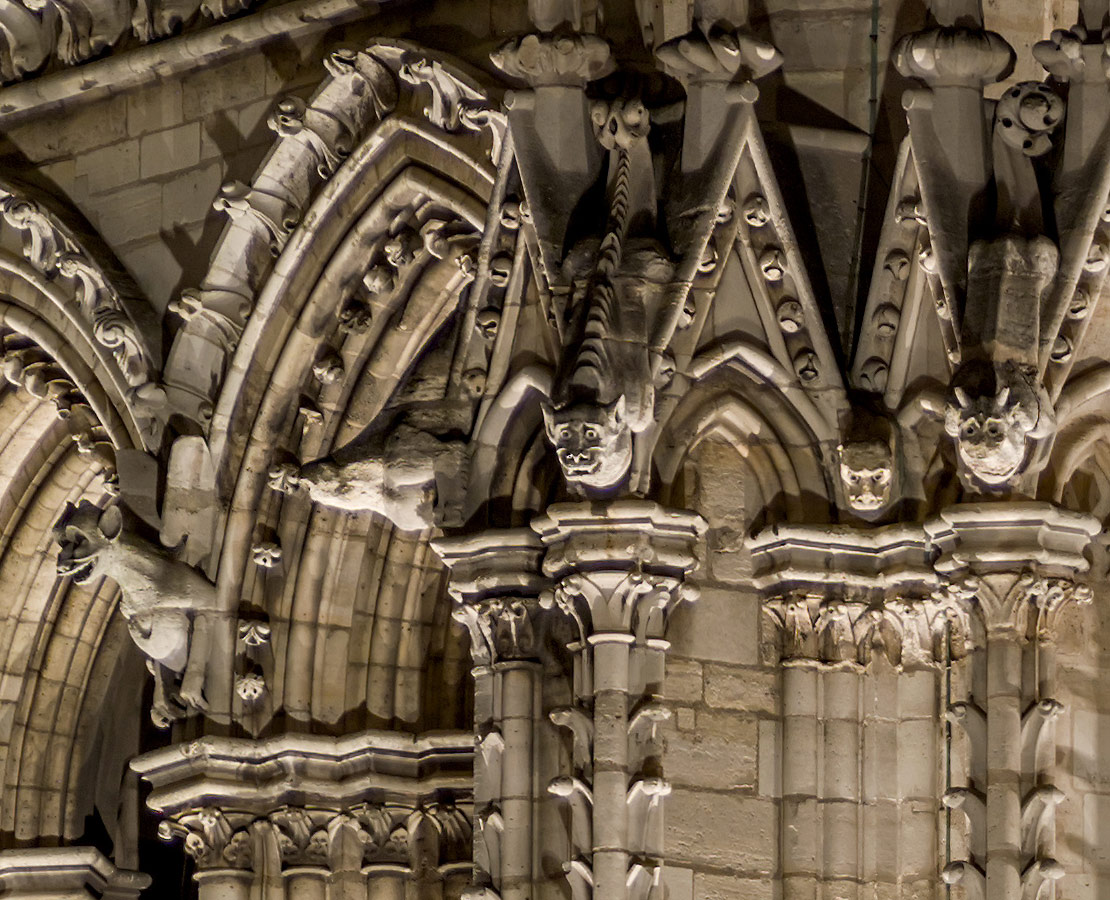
431, 529, 547, 900
0, 847, 150, 900
929, 503, 1099, 900
530, 501, 705, 900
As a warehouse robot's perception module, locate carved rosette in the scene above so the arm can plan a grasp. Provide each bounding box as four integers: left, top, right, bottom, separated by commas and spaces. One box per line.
530, 501, 704, 900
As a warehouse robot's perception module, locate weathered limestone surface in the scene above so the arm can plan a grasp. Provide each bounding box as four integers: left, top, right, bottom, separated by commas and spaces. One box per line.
0, 2, 1105, 900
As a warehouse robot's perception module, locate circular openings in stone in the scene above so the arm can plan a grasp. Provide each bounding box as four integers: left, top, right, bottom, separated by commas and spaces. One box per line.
776, 298, 803, 333
760, 248, 786, 281
744, 195, 769, 227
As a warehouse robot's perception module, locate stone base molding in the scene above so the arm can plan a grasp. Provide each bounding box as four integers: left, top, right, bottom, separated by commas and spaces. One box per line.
0, 847, 150, 899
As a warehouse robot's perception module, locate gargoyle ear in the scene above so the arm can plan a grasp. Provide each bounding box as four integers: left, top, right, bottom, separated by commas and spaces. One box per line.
944, 404, 961, 437
994, 386, 1011, 411
97, 504, 123, 541
540, 400, 557, 441
52, 502, 76, 544
609, 394, 626, 426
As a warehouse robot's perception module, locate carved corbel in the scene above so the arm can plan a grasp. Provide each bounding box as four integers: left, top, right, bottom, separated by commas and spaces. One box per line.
947, 700, 987, 753
547, 776, 593, 856
625, 778, 669, 856
1021, 785, 1065, 858
474, 810, 503, 885
943, 787, 986, 857
627, 702, 669, 774
1021, 698, 1064, 775
943, 861, 985, 900
1021, 859, 1065, 900
550, 706, 594, 777
626, 863, 662, 900
564, 859, 594, 900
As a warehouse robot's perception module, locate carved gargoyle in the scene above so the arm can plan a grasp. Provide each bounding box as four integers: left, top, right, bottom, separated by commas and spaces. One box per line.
53, 500, 219, 727
294, 422, 467, 531
837, 405, 899, 518
496, 5, 776, 495
944, 360, 1054, 488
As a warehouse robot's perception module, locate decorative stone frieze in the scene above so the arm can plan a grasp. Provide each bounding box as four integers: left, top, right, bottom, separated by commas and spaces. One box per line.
530, 501, 704, 900
132, 731, 473, 895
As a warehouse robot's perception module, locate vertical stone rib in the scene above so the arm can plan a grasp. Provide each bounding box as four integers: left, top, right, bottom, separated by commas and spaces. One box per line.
984, 631, 1022, 900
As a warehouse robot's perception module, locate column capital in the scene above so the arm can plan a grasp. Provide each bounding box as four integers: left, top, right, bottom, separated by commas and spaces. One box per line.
131, 731, 474, 876
749, 521, 966, 667
530, 501, 705, 640
926, 502, 1099, 636
432, 528, 547, 665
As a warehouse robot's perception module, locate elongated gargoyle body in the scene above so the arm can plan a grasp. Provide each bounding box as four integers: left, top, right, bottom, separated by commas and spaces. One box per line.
53, 500, 219, 727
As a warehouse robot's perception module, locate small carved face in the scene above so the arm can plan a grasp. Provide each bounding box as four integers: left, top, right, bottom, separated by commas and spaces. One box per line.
954, 412, 1026, 484
542, 396, 632, 490
53, 501, 121, 584
945, 386, 1029, 485
838, 441, 894, 512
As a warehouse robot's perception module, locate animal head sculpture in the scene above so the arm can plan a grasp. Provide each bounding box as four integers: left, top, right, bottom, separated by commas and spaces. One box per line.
838, 440, 895, 513
944, 381, 1040, 486
53, 500, 123, 585
542, 395, 632, 492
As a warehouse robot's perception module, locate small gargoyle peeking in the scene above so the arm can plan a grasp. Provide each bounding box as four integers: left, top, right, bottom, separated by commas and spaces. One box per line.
53, 500, 220, 727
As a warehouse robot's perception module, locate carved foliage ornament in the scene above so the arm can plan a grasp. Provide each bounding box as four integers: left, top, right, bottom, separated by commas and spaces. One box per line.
157, 801, 471, 873
765, 594, 970, 667
0, 188, 162, 434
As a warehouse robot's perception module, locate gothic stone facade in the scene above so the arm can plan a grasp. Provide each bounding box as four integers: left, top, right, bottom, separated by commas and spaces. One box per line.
1, 1, 1110, 899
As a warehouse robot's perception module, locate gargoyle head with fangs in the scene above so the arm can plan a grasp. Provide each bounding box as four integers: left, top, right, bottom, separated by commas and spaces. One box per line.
542, 395, 632, 492
838, 440, 895, 513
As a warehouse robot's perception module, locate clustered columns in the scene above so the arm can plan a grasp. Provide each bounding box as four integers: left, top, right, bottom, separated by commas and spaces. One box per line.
431, 529, 548, 900
751, 524, 958, 899
530, 501, 705, 900
929, 504, 1100, 900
